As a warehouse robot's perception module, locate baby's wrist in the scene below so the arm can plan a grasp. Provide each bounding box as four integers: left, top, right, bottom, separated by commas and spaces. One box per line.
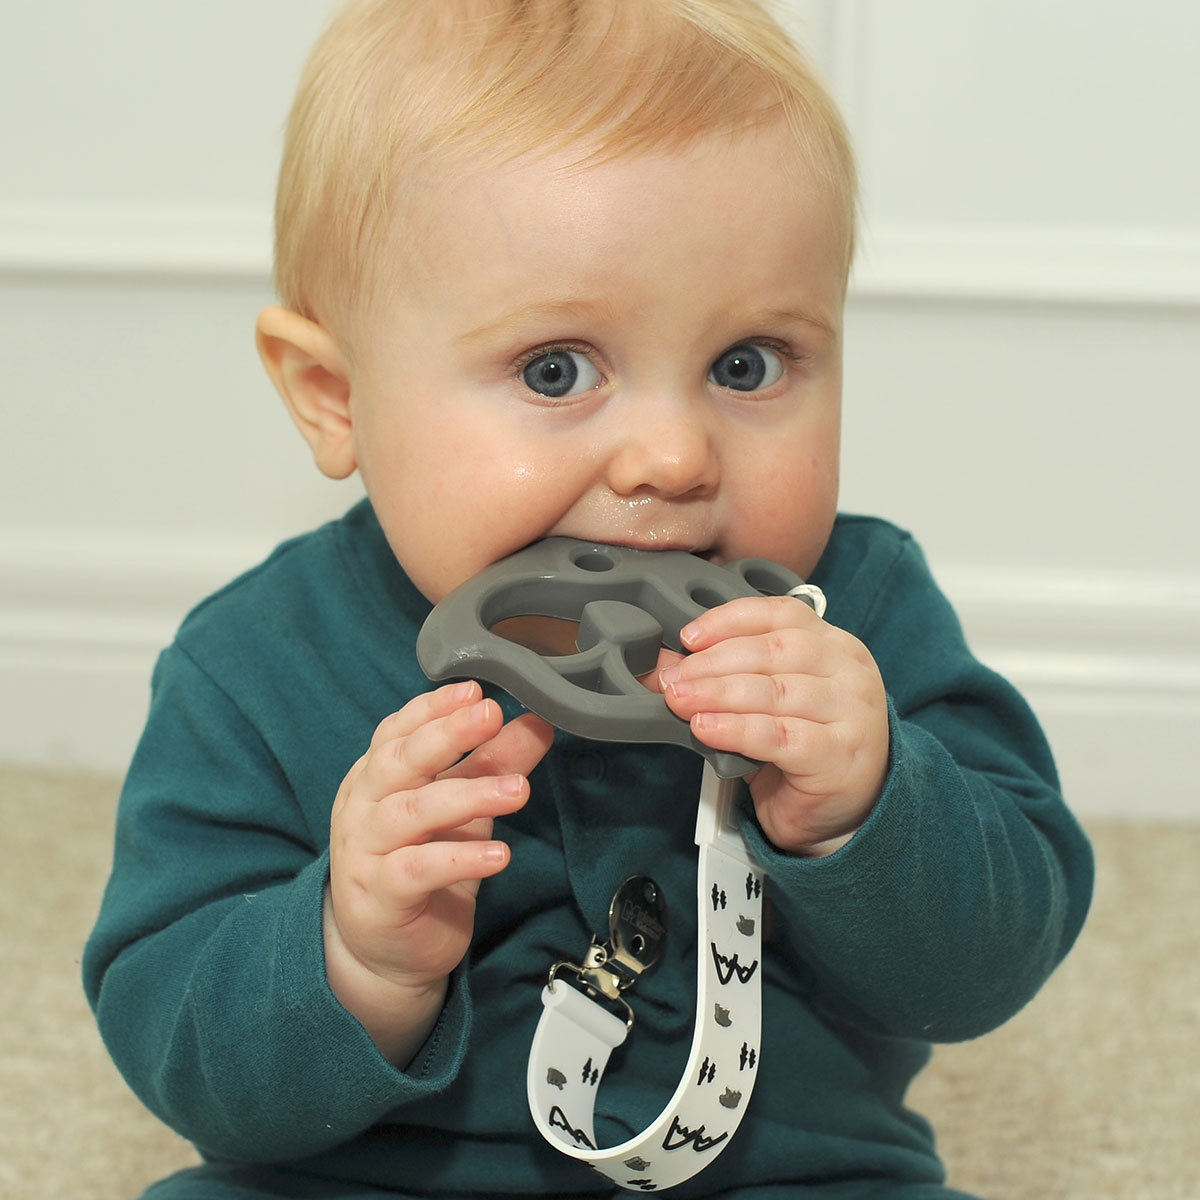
322, 892, 449, 1067
789, 828, 858, 859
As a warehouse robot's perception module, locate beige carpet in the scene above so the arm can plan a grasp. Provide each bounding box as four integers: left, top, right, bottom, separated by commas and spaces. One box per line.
2, 766, 1197, 1199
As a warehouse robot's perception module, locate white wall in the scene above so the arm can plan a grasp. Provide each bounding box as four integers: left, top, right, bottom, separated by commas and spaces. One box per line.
2, 1, 1197, 817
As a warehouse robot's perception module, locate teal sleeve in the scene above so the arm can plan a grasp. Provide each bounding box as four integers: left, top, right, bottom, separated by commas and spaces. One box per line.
743, 528, 1094, 1043
82, 647, 472, 1163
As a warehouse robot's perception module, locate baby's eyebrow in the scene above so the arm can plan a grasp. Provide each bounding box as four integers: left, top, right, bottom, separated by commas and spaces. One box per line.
743, 306, 840, 343
456, 298, 621, 347
455, 298, 840, 349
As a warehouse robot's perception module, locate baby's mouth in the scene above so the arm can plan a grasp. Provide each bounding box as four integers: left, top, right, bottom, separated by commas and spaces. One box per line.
551, 533, 719, 562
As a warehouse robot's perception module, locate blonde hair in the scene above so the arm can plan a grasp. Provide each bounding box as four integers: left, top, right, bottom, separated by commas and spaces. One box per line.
274, 0, 856, 350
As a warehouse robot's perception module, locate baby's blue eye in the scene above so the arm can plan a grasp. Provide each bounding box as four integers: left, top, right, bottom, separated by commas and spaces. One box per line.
709, 344, 784, 392
521, 349, 600, 398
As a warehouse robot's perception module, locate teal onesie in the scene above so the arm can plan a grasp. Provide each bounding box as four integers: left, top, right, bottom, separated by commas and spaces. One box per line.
83, 499, 1093, 1198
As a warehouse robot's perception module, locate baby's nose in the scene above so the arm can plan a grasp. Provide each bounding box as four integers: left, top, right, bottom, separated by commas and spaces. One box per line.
604, 393, 719, 500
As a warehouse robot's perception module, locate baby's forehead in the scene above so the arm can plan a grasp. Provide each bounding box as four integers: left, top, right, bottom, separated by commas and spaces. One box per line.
361, 128, 849, 351
391, 126, 848, 259
397, 103, 831, 201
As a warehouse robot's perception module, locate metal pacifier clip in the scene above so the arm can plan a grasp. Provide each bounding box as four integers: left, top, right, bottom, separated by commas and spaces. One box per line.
417, 539, 825, 1193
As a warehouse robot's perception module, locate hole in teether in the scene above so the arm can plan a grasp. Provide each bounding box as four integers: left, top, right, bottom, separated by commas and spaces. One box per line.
689, 583, 729, 610
490, 616, 581, 656
630, 934, 646, 956
570, 546, 617, 572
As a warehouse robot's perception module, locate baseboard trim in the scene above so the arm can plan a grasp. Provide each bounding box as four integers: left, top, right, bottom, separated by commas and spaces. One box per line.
3, 537, 1197, 818
0, 530, 271, 772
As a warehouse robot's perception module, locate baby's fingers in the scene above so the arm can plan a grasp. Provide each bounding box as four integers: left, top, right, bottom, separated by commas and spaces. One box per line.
369, 681, 483, 748
685, 710, 827, 775
360, 695, 506, 796
385, 835, 514, 903
445, 711, 555, 782
368, 774, 529, 855
680, 594, 823, 652
663, 671, 836, 724
638, 647, 686, 696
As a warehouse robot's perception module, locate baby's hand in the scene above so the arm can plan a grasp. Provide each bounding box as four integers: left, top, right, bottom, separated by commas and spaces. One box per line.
325, 682, 553, 1062
658, 597, 888, 856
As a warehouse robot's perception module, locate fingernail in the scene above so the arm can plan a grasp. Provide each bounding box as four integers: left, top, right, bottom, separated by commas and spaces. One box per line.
481, 842, 508, 864
497, 775, 524, 797
470, 699, 492, 721
658, 665, 681, 688
451, 681, 477, 703
668, 679, 695, 700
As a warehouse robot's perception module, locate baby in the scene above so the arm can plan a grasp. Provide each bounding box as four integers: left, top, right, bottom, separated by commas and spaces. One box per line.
84, 2, 1094, 1197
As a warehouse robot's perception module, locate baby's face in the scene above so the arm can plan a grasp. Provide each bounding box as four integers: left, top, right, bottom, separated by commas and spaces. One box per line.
347, 119, 847, 604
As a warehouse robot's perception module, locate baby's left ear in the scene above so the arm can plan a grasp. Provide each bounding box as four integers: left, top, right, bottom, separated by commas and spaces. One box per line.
256, 306, 356, 480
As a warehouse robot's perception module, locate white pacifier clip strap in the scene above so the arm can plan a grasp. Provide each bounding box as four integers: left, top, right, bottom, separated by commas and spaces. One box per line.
527, 766, 765, 1193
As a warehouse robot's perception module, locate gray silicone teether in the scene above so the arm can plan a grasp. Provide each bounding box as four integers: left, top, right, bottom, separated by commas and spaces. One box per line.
416, 538, 816, 778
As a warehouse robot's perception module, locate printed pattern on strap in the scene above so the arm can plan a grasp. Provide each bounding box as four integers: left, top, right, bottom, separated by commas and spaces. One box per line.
527, 840, 764, 1193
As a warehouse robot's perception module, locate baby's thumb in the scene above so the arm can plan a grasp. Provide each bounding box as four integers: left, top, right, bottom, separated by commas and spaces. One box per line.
639, 647, 687, 694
